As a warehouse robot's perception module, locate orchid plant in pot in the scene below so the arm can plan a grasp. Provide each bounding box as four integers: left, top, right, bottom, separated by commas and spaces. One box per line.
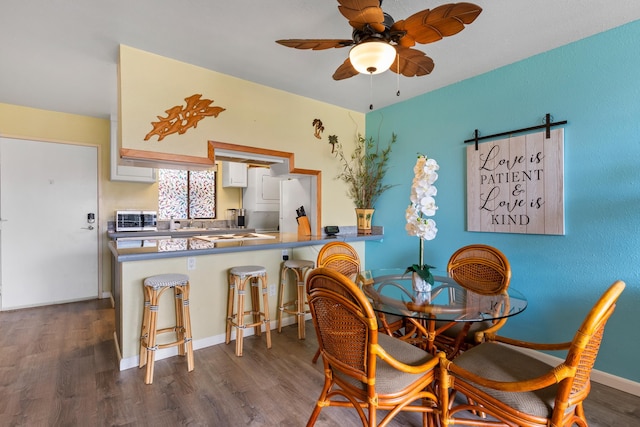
405, 154, 439, 295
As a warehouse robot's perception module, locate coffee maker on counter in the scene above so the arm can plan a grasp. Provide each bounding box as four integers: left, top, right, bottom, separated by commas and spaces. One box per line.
226, 208, 246, 228
237, 209, 246, 228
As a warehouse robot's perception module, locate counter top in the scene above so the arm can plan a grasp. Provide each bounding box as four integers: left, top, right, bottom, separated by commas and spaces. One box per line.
107, 227, 257, 239
109, 228, 383, 262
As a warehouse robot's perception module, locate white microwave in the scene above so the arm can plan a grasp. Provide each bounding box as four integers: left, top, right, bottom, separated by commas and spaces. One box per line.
116, 210, 157, 231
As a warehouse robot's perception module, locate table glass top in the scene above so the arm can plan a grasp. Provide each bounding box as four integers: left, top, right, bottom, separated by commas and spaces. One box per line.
357, 268, 527, 322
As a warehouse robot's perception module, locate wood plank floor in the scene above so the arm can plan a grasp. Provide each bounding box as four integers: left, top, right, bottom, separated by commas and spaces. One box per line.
1, 299, 639, 426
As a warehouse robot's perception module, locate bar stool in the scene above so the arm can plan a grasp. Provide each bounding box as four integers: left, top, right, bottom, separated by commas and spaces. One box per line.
277, 259, 315, 339
226, 265, 272, 356
139, 273, 194, 385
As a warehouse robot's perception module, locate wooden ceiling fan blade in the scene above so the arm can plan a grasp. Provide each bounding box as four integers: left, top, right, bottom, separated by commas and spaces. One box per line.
276, 39, 354, 50
393, 2, 482, 45
333, 58, 359, 80
338, 0, 385, 32
391, 47, 435, 77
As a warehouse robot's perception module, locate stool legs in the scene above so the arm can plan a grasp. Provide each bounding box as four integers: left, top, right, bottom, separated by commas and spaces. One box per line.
251, 278, 262, 337
139, 285, 152, 369
139, 282, 193, 385
296, 278, 306, 339
225, 271, 235, 345
277, 264, 312, 339
276, 264, 288, 333
176, 285, 194, 370
260, 277, 272, 350
236, 279, 246, 356
226, 271, 271, 357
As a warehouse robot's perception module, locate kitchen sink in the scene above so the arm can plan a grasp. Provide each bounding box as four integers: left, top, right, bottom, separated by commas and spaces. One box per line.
171, 227, 256, 234
193, 233, 276, 242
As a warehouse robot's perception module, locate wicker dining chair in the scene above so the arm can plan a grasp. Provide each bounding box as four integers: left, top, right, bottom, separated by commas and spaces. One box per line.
306, 268, 440, 427
438, 280, 625, 427
316, 241, 361, 276
435, 244, 511, 357
312, 242, 406, 363
311, 242, 362, 363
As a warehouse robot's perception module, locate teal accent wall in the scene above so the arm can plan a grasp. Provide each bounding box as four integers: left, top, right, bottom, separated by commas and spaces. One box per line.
365, 20, 640, 381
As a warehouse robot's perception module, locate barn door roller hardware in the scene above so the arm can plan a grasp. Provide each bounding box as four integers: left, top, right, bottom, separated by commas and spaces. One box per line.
464, 113, 568, 150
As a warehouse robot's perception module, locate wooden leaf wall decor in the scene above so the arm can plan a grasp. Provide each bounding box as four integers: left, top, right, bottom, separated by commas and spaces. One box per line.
144, 94, 226, 141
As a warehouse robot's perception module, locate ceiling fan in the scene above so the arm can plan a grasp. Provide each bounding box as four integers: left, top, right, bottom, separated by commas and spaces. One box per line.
276, 1, 482, 80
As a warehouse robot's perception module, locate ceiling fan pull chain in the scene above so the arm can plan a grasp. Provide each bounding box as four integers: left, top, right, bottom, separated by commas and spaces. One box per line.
369, 73, 374, 110
396, 53, 400, 97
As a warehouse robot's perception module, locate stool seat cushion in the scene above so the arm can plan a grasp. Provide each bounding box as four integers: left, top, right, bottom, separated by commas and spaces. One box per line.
230, 265, 267, 277
144, 273, 189, 289
284, 259, 315, 269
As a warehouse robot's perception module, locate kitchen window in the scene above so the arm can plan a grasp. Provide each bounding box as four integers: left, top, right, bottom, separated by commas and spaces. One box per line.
158, 169, 216, 220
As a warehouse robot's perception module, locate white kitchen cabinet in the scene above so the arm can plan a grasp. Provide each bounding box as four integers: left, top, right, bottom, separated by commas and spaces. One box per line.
110, 117, 156, 183
222, 161, 248, 187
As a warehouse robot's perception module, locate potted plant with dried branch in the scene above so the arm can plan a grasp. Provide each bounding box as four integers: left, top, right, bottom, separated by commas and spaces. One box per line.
329, 133, 397, 233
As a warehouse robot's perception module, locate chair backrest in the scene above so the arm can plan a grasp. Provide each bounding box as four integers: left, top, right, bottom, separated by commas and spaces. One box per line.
306, 267, 378, 385
554, 280, 625, 418
447, 244, 511, 295
316, 242, 361, 277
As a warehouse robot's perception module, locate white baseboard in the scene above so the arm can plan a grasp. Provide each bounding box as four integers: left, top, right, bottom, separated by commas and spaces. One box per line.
116, 315, 307, 371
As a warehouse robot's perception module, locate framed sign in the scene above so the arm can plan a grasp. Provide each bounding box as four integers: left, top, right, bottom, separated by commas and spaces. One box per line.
466, 128, 564, 235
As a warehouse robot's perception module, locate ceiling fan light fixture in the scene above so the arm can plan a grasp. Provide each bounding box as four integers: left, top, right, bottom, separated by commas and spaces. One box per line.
349, 41, 396, 75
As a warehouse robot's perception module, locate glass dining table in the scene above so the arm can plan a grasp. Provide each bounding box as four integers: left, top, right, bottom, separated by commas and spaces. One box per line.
355, 268, 528, 354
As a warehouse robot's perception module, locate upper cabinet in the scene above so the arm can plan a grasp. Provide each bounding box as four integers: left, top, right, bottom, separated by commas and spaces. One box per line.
110, 117, 156, 183
221, 161, 248, 187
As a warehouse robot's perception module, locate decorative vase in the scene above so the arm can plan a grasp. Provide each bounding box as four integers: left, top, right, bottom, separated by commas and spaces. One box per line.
355, 208, 375, 234
414, 291, 431, 304
412, 271, 432, 294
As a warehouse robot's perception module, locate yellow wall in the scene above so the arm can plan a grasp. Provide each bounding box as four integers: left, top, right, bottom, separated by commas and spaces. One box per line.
119, 45, 366, 225
120, 45, 365, 166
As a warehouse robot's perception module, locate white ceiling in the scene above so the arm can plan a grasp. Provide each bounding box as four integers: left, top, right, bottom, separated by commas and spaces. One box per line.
2, 1, 640, 119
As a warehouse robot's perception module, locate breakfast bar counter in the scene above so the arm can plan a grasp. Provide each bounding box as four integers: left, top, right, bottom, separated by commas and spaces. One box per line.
110, 228, 382, 370
108, 227, 383, 262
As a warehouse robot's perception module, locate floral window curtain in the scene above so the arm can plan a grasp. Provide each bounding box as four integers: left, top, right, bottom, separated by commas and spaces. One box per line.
189, 170, 215, 218
158, 169, 216, 220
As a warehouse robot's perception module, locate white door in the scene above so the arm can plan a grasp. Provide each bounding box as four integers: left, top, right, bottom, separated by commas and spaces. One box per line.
0, 137, 98, 310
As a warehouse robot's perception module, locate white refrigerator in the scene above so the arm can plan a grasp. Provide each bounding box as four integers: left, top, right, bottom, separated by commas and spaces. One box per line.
280, 177, 314, 235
